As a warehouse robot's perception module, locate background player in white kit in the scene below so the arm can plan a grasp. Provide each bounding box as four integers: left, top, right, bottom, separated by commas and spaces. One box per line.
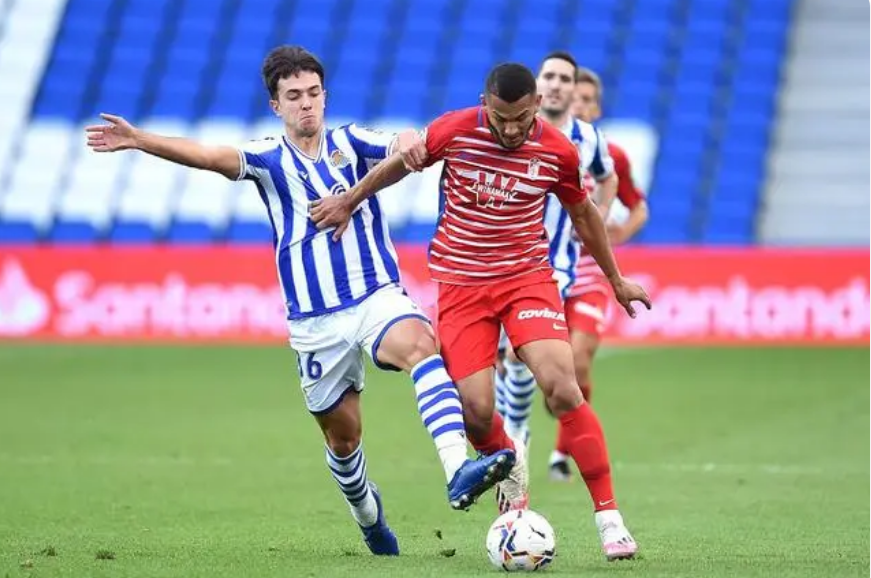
494, 52, 618, 462
85, 45, 514, 557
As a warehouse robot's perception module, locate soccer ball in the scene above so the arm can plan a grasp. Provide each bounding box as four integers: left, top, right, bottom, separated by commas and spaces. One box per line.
486, 509, 556, 572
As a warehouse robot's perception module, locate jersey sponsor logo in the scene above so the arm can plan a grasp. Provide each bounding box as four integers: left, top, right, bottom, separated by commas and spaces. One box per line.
517, 307, 566, 322
472, 171, 518, 209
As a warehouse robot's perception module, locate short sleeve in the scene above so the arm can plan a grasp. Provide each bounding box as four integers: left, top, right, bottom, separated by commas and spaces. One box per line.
235, 137, 281, 182
422, 110, 464, 166
611, 144, 645, 208
344, 123, 396, 164
588, 127, 615, 180
553, 143, 588, 205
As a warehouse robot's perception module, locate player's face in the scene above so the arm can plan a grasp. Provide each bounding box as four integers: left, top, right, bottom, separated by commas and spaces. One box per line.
537, 58, 575, 116
572, 81, 601, 122
483, 92, 541, 150
271, 71, 326, 138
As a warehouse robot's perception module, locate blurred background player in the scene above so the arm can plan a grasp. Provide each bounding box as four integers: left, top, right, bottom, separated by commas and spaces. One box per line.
85, 45, 514, 557
311, 63, 651, 560
493, 53, 617, 471
548, 67, 651, 481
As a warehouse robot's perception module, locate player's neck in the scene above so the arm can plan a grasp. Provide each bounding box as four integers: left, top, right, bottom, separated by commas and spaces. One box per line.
540, 109, 571, 130
285, 127, 323, 158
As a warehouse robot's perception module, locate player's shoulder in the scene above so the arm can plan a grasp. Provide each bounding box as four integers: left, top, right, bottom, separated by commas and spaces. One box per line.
241, 135, 283, 155
606, 141, 628, 162
432, 106, 481, 129
539, 120, 580, 161
572, 118, 605, 144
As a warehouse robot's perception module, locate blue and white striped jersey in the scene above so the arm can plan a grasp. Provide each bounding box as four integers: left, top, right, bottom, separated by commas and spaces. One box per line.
543, 118, 614, 297
236, 124, 399, 320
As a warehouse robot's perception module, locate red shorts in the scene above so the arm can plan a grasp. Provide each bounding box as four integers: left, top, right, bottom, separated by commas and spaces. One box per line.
564, 289, 612, 338
437, 270, 569, 381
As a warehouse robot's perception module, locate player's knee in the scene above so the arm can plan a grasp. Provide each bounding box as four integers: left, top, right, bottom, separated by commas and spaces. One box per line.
324, 421, 362, 458
403, 329, 438, 368
539, 366, 583, 415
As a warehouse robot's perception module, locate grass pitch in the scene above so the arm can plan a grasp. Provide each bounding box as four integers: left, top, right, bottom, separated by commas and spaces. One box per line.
0, 344, 868, 577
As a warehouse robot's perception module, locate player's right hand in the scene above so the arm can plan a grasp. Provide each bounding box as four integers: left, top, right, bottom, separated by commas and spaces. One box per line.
85, 113, 138, 152
396, 129, 428, 172
310, 194, 353, 241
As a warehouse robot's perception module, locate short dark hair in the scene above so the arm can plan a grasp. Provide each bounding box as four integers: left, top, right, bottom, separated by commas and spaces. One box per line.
484, 63, 538, 103
261, 46, 325, 99
575, 67, 603, 101
540, 51, 578, 74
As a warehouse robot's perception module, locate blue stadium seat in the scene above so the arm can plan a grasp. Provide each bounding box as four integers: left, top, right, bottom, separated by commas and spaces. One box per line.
0, 222, 40, 242
167, 221, 216, 243
50, 221, 99, 242
110, 222, 159, 242
228, 220, 273, 243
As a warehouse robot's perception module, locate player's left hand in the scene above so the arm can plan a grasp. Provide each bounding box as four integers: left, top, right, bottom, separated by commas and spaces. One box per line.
396, 129, 428, 172
310, 194, 353, 241
611, 276, 652, 319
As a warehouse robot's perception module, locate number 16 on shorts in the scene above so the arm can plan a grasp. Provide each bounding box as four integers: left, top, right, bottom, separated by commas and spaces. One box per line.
297, 351, 323, 381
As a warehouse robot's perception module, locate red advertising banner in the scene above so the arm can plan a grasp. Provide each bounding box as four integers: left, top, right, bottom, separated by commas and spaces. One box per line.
0, 245, 867, 344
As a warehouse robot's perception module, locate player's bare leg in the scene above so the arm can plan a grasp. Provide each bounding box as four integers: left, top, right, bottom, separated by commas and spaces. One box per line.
550, 330, 600, 482
456, 367, 529, 512
314, 392, 398, 555
518, 338, 637, 561
375, 319, 515, 510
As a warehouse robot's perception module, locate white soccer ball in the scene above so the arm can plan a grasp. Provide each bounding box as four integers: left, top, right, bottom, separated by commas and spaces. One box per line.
486, 509, 556, 572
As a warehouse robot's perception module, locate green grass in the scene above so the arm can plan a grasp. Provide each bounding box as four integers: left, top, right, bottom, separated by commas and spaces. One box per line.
0, 344, 868, 577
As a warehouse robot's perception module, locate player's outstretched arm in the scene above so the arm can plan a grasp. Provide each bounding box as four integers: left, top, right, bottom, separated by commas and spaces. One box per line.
85, 113, 242, 180
310, 153, 412, 241
565, 197, 652, 318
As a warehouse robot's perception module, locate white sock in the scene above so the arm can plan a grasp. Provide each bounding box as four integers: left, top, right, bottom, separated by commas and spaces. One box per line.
411, 355, 469, 481
325, 443, 378, 527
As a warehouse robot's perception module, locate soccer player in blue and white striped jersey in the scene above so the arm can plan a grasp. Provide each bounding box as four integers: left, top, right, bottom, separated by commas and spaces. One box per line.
86, 45, 515, 557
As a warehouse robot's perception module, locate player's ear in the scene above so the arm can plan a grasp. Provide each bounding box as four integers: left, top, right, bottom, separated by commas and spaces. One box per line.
534, 93, 542, 108
270, 99, 280, 117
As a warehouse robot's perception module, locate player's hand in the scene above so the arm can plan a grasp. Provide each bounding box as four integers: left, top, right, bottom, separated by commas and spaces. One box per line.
85, 113, 139, 152
310, 194, 354, 241
396, 129, 428, 172
611, 276, 652, 319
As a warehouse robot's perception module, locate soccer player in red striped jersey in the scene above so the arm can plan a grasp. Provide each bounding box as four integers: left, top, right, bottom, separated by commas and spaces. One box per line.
311, 63, 650, 560
548, 68, 651, 482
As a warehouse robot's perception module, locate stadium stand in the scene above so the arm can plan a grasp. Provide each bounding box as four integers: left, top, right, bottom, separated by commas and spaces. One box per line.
0, 0, 795, 244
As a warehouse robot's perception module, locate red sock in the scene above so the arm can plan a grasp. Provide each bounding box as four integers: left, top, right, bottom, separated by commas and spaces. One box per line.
555, 421, 572, 456
558, 402, 617, 512
468, 412, 516, 455
580, 380, 593, 404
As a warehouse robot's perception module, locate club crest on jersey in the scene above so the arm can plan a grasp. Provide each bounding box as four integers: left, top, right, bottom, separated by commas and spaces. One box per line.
472, 171, 518, 209
329, 149, 351, 169
528, 157, 541, 178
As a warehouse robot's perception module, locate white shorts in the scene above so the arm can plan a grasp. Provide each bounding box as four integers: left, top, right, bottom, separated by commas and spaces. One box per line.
288, 284, 430, 414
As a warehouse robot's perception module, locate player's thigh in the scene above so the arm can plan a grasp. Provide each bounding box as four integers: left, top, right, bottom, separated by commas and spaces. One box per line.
290, 317, 366, 419
565, 291, 609, 356
437, 282, 501, 382
357, 284, 435, 373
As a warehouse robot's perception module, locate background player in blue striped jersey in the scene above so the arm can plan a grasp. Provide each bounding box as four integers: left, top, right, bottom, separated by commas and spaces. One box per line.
85, 45, 514, 557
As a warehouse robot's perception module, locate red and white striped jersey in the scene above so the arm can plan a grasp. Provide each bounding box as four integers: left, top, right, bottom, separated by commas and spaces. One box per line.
570, 142, 647, 297
423, 106, 587, 285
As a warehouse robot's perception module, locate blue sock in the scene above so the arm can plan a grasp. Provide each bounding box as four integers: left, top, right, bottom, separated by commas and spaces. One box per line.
503, 358, 536, 439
